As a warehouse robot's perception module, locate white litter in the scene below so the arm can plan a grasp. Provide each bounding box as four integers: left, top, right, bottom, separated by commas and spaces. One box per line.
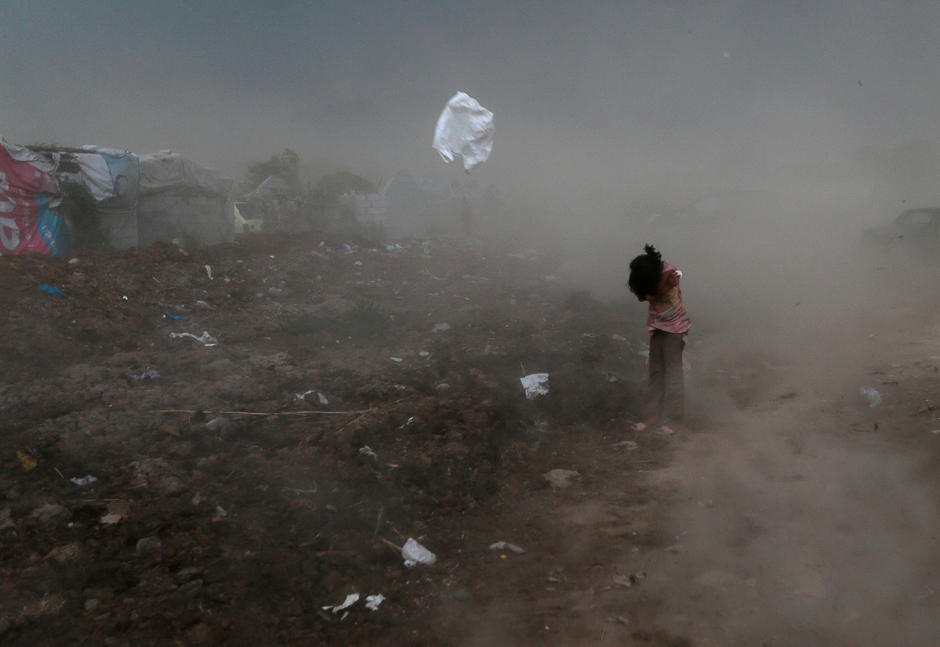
860, 386, 882, 407
432, 323, 451, 333
365, 594, 385, 611
205, 265, 213, 280
432, 92, 494, 172
520, 373, 550, 399
402, 538, 437, 567
390, 357, 403, 363
489, 541, 525, 553
323, 593, 360, 614
170, 331, 218, 346
295, 390, 328, 404
70, 475, 98, 487
543, 469, 580, 489
359, 446, 378, 460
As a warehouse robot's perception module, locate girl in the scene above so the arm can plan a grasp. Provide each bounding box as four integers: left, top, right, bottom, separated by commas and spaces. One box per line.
628, 245, 690, 428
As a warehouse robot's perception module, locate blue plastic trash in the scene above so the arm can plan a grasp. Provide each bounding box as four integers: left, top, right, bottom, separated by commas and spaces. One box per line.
39, 285, 66, 297
164, 312, 184, 321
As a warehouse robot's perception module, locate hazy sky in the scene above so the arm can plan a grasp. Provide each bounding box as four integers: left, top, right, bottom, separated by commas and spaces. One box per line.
2, 0, 939, 193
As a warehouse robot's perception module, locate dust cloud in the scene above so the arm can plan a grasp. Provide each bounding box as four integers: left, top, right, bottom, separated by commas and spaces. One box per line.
5, 1, 940, 643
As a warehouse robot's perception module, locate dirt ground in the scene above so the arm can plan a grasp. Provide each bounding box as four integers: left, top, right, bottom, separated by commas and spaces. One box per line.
2, 231, 940, 646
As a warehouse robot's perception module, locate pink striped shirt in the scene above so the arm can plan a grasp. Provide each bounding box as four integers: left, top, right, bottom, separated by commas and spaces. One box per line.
647, 262, 691, 334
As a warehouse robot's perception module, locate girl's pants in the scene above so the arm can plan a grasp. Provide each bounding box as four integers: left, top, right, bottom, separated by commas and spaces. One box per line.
648, 329, 685, 421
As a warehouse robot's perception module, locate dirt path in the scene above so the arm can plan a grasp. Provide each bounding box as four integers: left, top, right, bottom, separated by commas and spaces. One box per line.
632, 323, 940, 645
443, 312, 940, 647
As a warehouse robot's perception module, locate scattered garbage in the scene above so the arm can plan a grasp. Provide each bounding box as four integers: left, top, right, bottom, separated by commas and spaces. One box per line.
543, 469, 580, 489
390, 357, 403, 363
205, 417, 229, 431
68, 258, 80, 265
164, 312, 183, 321
100, 500, 130, 525
364, 594, 385, 611
520, 373, 550, 399
401, 537, 437, 567
70, 475, 98, 487
323, 593, 360, 615
39, 284, 66, 297
489, 541, 525, 554
611, 334, 628, 342
431, 323, 451, 333
170, 331, 218, 346
359, 446, 378, 460
432, 92, 494, 172
194, 300, 215, 310
205, 265, 213, 280
17, 451, 37, 472
296, 390, 329, 404
136, 536, 162, 553
131, 369, 161, 381
860, 386, 882, 407
629, 422, 646, 432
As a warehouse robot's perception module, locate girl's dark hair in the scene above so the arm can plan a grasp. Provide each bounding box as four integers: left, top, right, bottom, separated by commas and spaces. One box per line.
628, 244, 664, 301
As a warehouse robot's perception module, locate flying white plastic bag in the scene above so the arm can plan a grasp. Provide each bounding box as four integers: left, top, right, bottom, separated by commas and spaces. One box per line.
433, 92, 493, 172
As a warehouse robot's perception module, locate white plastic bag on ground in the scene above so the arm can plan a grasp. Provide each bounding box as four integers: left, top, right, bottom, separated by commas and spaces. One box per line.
860, 386, 882, 407
401, 537, 437, 567
520, 373, 550, 399
433, 92, 493, 172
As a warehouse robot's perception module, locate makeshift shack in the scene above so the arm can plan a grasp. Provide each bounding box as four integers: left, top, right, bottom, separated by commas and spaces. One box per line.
349, 171, 499, 238
0, 140, 139, 254
0, 139, 233, 254
137, 151, 234, 248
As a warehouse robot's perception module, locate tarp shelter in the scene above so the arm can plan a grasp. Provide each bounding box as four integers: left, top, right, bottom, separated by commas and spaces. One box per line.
0, 140, 139, 255
136, 151, 234, 248
0, 140, 233, 255
252, 175, 290, 198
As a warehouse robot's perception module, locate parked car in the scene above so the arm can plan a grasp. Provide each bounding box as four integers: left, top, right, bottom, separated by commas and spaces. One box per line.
862, 208, 940, 255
